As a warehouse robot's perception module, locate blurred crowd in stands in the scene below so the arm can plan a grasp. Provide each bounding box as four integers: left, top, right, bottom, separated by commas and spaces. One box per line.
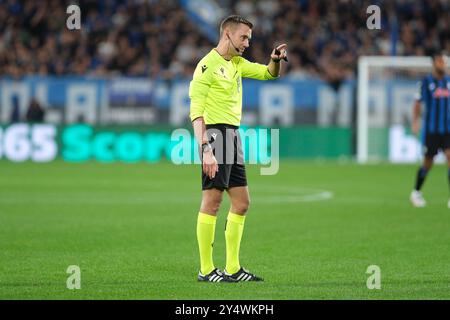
0, 0, 448, 86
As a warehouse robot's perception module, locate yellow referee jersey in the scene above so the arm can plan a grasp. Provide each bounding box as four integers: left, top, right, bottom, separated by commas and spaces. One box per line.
189, 49, 278, 126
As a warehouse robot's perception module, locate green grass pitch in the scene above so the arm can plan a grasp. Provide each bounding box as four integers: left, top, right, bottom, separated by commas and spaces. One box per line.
1, 160, 450, 299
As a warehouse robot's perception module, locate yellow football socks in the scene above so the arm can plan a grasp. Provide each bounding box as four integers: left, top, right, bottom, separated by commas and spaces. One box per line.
197, 212, 217, 275
225, 212, 246, 274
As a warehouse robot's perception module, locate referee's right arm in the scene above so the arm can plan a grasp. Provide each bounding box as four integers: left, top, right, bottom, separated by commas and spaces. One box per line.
192, 117, 218, 179
189, 63, 218, 179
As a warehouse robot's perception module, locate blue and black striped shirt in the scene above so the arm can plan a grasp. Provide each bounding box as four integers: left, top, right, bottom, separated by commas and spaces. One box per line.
416, 74, 450, 135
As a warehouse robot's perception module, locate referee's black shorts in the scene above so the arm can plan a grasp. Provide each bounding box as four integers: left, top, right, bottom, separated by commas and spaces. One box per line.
423, 133, 450, 157
202, 123, 247, 191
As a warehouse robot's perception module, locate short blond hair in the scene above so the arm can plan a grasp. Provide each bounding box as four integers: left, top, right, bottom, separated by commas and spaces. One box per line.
219, 15, 253, 38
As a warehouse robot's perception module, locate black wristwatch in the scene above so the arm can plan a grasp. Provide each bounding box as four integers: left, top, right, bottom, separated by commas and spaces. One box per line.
201, 143, 212, 153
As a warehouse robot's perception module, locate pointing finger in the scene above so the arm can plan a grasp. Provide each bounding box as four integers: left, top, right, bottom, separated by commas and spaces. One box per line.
276, 44, 287, 51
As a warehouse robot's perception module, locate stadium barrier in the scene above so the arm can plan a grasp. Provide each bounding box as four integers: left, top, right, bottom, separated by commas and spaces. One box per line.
0, 123, 352, 163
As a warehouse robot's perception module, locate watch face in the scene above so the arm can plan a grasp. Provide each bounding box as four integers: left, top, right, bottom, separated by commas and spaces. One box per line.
202, 143, 212, 153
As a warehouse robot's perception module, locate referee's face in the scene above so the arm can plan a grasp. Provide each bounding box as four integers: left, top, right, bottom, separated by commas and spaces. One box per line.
229, 24, 252, 55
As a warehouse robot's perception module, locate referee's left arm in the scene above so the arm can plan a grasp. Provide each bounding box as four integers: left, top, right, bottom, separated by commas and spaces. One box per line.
268, 44, 288, 77
240, 43, 288, 79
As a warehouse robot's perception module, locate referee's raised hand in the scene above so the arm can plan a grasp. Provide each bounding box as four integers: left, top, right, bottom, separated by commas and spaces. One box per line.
270, 44, 288, 62
202, 149, 218, 179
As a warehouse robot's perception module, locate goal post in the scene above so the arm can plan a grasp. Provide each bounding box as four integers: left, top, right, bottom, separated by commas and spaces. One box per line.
357, 56, 435, 163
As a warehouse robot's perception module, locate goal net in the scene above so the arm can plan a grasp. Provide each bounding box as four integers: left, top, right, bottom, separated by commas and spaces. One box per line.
356, 56, 447, 163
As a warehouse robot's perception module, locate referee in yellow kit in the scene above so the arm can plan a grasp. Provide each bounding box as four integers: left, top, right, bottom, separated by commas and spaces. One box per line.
189, 15, 287, 282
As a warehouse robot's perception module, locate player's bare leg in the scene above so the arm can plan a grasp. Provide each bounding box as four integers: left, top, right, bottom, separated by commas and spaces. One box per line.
200, 188, 224, 216
227, 186, 250, 215
423, 155, 434, 171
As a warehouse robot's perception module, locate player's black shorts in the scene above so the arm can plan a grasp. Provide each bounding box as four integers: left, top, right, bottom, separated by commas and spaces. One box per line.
423, 133, 450, 157
201, 124, 247, 191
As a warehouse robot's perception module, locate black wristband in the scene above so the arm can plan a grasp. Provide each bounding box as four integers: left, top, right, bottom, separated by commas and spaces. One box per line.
273, 48, 288, 62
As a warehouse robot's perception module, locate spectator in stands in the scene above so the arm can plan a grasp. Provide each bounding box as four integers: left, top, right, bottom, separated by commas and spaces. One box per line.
26, 98, 45, 123
0, 0, 448, 81
10, 96, 21, 123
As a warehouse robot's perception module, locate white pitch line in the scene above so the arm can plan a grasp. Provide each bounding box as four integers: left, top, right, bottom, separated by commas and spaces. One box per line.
0, 187, 334, 205
253, 191, 334, 203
